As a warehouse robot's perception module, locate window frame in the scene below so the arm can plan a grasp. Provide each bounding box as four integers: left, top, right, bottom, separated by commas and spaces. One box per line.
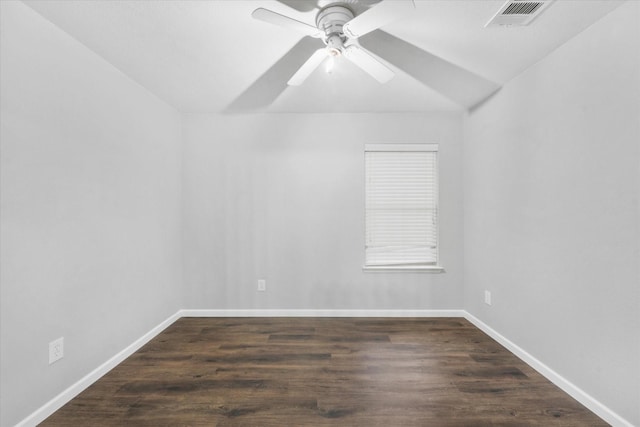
362, 143, 444, 273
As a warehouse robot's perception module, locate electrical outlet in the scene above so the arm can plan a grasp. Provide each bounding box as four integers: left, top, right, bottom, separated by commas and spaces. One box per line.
257, 279, 266, 292
484, 290, 492, 306
49, 337, 64, 364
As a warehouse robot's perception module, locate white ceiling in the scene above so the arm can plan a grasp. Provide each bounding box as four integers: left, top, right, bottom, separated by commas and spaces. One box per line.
22, 0, 623, 113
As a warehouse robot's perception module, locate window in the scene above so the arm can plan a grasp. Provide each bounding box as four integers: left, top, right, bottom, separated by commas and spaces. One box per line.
364, 144, 441, 271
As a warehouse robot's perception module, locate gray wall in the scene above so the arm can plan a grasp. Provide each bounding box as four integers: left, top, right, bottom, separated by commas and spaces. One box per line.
182, 113, 464, 310
0, 3, 183, 426
463, 3, 639, 425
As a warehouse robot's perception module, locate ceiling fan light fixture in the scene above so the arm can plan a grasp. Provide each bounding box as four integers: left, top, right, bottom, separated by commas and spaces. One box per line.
326, 56, 336, 74
325, 34, 344, 56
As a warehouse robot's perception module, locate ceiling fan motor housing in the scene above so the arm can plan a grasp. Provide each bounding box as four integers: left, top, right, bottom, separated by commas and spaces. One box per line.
316, 5, 354, 55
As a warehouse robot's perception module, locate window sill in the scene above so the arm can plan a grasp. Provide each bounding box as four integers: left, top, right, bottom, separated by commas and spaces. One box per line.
362, 265, 445, 273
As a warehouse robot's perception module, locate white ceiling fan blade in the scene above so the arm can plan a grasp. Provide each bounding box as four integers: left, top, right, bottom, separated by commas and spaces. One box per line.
252, 8, 322, 38
288, 49, 328, 86
343, 0, 415, 39
359, 30, 500, 108
226, 37, 319, 111
343, 45, 394, 84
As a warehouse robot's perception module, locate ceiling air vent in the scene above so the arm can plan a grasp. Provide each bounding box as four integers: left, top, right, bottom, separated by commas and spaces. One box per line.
485, 0, 554, 27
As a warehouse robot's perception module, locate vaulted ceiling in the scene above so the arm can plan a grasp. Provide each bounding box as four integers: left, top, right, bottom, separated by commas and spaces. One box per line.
23, 0, 623, 113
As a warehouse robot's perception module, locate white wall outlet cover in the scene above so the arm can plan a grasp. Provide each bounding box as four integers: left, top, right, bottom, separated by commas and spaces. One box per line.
49, 337, 64, 364
257, 279, 266, 291
484, 290, 492, 306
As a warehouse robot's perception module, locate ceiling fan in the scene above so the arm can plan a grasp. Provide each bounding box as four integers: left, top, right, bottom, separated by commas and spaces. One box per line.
251, 1, 415, 85
229, 0, 500, 111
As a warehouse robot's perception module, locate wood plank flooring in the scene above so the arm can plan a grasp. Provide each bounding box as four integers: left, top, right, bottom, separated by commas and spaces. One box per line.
41, 317, 608, 426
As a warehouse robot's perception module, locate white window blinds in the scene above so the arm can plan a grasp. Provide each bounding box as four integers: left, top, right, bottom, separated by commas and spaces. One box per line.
365, 144, 439, 267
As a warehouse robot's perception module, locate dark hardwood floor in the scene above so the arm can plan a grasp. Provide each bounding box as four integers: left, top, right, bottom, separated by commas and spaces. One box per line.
41, 317, 608, 426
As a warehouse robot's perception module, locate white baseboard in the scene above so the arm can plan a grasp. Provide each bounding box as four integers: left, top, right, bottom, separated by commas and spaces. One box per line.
464, 312, 633, 427
180, 308, 465, 318
16, 309, 631, 427
15, 310, 182, 427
